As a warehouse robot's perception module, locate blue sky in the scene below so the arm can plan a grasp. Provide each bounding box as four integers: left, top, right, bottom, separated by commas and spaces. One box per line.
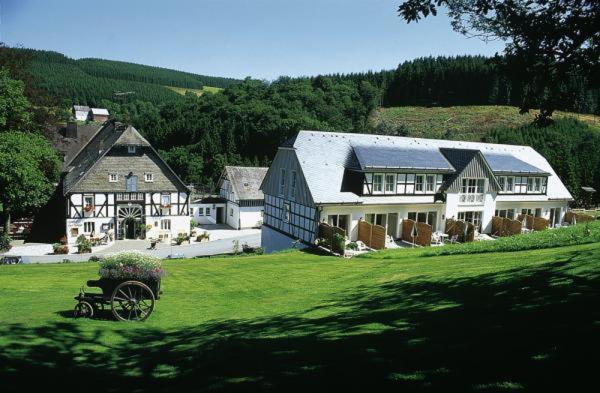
1, 0, 504, 80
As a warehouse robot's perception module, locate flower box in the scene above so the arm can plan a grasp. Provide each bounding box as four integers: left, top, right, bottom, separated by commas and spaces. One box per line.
84, 204, 95, 212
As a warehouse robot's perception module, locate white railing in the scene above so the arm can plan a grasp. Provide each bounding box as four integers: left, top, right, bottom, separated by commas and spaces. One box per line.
459, 193, 485, 204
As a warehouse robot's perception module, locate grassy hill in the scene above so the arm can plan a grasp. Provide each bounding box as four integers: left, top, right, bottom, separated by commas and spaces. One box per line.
2, 241, 600, 392
369, 105, 600, 141
166, 85, 223, 96
22, 49, 238, 106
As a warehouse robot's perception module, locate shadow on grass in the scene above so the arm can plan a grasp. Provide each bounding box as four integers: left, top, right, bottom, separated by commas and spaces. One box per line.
2, 249, 599, 392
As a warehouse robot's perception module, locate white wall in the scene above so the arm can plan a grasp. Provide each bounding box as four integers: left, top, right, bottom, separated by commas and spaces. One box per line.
239, 206, 264, 229
66, 217, 114, 244
495, 200, 569, 223
145, 215, 190, 241
190, 203, 226, 225
320, 203, 444, 241
226, 202, 240, 229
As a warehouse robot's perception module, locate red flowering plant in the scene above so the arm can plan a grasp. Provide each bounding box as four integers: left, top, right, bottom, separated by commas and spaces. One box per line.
99, 251, 165, 281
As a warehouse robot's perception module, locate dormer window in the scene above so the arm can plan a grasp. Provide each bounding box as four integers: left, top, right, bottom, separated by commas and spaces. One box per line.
128, 146, 136, 154
109, 173, 118, 182
145, 173, 154, 182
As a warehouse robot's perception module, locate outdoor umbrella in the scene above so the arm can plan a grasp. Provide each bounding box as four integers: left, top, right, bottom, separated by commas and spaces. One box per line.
411, 221, 419, 247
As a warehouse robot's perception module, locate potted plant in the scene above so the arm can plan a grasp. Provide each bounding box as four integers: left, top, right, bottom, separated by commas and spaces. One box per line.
333, 233, 346, 255
53, 243, 69, 254
84, 204, 94, 213
96, 251, 165, 297
76, 234, 92, 254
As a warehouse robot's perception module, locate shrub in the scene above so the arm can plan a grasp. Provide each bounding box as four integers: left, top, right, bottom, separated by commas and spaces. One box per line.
190, 219, 197, 230
333, 232, 346, 253
76, 234, 92, 254
59, 235, 68, 245
99, 251, 165, 281
0, 233, 12, 252
52, 243, 69, 254
347, 242, 358, 250
174, 233, 189, 245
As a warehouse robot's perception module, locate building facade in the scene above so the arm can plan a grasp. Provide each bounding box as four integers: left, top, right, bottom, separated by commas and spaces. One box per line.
218, 166, 268, 229
260, 131, 573, 253
61, 122, 190, 244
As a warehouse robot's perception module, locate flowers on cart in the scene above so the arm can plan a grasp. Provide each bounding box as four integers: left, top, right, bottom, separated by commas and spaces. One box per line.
99, 251, 165, 281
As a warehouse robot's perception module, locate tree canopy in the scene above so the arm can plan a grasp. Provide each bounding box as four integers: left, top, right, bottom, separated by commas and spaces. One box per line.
397, 0, 600, 123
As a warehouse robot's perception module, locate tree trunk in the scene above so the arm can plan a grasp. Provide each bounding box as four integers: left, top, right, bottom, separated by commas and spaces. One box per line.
3, 208, 10, 236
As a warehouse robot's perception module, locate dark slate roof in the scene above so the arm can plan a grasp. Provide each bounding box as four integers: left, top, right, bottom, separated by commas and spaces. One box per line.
62, 121, 186, 195
192, 196, 227, 204
223, 166, 269, 200
483, 152, 549, 175
439, 148, 479, 174
280, 134, 298, 148
352, 145, 455, 172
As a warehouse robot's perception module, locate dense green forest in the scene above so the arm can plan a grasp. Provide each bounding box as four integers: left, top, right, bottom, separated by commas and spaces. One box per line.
2, 45, 599, 204
18, 49, 239, 107
383, 56, 600, 115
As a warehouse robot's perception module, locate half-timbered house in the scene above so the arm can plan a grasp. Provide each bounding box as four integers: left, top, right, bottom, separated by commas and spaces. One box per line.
61, 121, 190, 244
260, 130, 573, 253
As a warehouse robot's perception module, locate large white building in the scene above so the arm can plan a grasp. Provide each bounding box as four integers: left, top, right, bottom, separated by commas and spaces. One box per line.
61, 121, 191, 244
260, 130, 573, 253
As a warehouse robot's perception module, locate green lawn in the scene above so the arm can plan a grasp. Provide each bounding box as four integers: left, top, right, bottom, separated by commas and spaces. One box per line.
2, 243, 600, 392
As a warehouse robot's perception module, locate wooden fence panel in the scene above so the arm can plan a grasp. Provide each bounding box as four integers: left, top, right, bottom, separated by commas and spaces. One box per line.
358, 220, 372, 246
491, 216, 504, 236
444, 218, 474, 242
566, 212, 595, 224
358, 220, 386, 249
504, 219, 522, 236
318, 222, 346, 254
532, 217, 549, 231
371, 224, 387, 250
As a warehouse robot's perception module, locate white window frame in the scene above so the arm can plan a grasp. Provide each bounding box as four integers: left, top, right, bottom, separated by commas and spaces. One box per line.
534, 177, 541, 192
198, 207, 204, 216
161, 194, 171, 207
505, 176, 514, 193
373, 173, 383, 193
425, 174, 435, 192
160, 219, 171, 230
145, 173, 154, 182
84, 195, 94, 207
279, 168, 286, 196
109, 173, 118, 182
206, 207, 211, 216
289, 171, 297, 200
84, 222, 95, 233
527, 177, 535, 192
128, 146, 136, 154
415, 175, 424, 193
283, 202, 290, 223
384, 173, 396, 193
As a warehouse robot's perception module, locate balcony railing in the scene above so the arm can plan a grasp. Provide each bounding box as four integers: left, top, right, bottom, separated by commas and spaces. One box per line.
459, 193, 485, 204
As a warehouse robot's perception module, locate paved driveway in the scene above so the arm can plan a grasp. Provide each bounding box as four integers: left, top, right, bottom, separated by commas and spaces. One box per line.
8, 232, 261, 264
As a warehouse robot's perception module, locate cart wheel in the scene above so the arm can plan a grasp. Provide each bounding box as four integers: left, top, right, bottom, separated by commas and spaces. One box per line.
111, 281, 155, 321
74, 301, 94, 318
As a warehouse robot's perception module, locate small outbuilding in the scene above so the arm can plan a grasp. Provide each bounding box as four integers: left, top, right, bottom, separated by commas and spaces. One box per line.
189, 195, 227, 225
91, 108, 110, 122
72, 105, 90, 121
218, 166, 268, 229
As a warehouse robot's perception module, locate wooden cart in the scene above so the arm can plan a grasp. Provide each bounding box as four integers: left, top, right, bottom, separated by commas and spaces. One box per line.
74, 278, 161, 321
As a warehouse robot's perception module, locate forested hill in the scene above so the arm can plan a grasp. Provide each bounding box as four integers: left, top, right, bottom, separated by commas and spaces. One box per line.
5, 45, 599, 204
20, 49, 240, 106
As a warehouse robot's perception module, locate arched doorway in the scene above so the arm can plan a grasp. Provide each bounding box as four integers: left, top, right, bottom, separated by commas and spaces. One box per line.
117, 205, 143, 240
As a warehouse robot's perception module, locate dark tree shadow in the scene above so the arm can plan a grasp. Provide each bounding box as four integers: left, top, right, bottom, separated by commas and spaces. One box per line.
2, 249, 599, 392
